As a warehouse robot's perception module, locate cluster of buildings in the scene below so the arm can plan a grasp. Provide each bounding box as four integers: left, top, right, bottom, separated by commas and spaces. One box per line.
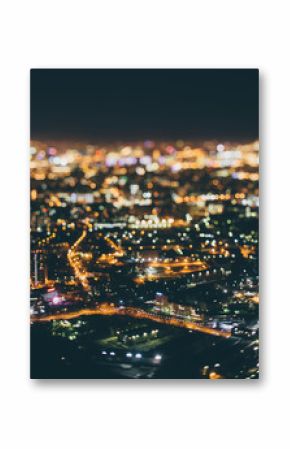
30, 138, 259, 379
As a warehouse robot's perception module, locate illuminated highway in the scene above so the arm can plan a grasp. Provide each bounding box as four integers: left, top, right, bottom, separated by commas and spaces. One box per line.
104, 236, 124, 257
31, 302, 231, 338
67, 228, 90, 290
149, 259, 207, 269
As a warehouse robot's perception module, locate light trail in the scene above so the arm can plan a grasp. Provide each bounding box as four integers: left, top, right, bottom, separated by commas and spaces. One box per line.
104, 236, 124, 257
67, 229, 90, 290
149, 260, 207, 269
31, 303, 231, 338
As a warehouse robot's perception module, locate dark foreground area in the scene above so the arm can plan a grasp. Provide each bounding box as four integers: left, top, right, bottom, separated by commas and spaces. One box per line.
31, 315, 258, 379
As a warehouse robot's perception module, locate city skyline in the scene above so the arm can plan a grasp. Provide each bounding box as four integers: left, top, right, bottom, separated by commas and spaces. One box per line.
30, 69, 259, 379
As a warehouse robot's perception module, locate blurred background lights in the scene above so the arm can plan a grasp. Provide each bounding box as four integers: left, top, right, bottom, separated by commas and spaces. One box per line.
217, 144, 225, 152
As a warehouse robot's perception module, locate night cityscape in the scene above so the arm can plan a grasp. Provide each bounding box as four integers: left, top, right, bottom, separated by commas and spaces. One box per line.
30, 69, 259, 379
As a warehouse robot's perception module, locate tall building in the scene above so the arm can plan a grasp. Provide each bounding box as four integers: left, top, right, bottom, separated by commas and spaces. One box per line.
31, 251, 48, 287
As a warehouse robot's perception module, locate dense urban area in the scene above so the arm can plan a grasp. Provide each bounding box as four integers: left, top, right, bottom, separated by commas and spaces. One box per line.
30, 139, 259, 378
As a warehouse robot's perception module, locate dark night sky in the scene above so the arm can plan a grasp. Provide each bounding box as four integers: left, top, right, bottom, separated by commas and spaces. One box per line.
30, 69, 258, 143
